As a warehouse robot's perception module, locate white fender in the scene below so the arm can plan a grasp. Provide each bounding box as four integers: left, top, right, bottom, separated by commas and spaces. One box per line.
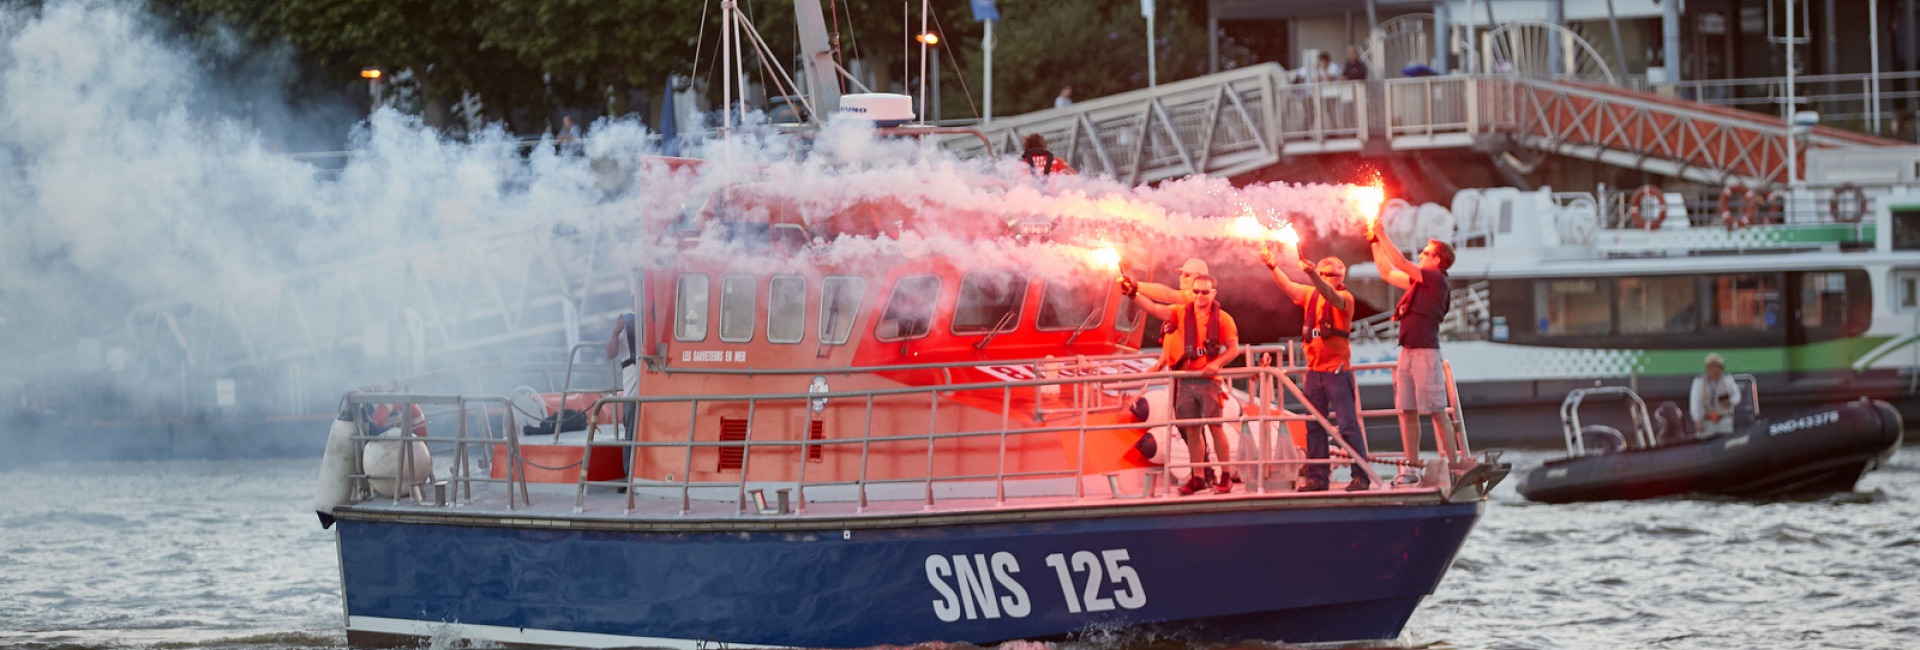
364, 426, 433, 499
314, 416, 357, 528
1130, 386, 1245, 481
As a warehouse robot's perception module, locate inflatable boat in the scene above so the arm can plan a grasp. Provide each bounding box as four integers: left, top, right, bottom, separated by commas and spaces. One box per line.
1517, 383, 1902, 503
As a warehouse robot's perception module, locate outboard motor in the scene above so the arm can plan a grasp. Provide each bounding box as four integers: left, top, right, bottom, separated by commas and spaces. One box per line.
1652, 401, 1692, 444
1580, 425, 1626, 454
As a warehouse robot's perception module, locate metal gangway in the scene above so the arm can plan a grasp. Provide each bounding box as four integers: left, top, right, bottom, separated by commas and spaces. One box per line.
943, 68, 1905, 188
108, 211, 641, 417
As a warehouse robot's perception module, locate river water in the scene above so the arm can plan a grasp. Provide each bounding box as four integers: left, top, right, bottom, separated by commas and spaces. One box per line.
2, 449, 1915, 650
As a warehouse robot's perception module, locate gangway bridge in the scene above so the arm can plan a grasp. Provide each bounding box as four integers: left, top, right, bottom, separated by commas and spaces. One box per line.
46, 64, 1909, 421
945, 62, 1903, 188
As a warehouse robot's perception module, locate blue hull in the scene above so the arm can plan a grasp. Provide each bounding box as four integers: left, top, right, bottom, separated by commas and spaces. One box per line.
337, 500, 1483, 648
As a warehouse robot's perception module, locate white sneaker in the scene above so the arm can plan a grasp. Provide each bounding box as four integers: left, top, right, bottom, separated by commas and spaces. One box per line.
1392, 469, 1422, 486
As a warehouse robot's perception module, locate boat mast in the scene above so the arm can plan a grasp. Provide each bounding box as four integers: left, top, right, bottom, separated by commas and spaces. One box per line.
794, 0, 844, 119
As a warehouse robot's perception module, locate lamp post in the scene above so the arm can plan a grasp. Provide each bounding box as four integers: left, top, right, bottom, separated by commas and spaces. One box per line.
917, 32, 940, 122
361, 67, 384, 109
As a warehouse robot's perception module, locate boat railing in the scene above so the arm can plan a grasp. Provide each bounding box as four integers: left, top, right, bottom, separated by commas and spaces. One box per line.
336, 392, 529, 508
1558, 386, 1656, 456
333, 348, 1489, 515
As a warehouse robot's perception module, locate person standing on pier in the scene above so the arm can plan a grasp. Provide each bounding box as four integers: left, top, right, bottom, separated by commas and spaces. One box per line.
1368, 225, 1459, 484
1261, 246, 1370, 491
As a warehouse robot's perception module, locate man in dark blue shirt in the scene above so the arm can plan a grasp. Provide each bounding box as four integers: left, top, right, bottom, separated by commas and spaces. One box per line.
1369, 226, 1458, 485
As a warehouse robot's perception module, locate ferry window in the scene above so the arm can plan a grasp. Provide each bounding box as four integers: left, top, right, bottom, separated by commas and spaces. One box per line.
1895, 270, 1920, 311
878, 275, 940, 341
1535, 279, 1612, 336
719, 275, 756, 343
768, 275, 806, 344
1037, 280, 1108, 331
1705, 273, 1781, 332
1893, 210, 1920, 251
954, 271, 1030, 334
819, 276, 865, 345
1799, 272, 1849, 329
1617, 276, 1699, 334
675, 274, 710, 342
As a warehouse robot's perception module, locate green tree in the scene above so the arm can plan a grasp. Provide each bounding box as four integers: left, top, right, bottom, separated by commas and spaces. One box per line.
952, 0, 1217, 118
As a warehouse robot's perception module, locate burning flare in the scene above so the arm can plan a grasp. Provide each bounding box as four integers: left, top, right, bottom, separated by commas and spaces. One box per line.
1088, 244, 1122, 272
1275, 222, 1301, 247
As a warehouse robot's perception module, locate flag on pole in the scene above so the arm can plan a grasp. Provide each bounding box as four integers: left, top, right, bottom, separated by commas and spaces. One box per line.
970, 0, 999, 22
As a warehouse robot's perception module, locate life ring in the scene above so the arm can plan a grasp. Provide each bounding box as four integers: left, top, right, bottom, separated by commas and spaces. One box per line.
371, 403, 428, 437
1751, 187, 1784, 224
1626, 185, 1666, 230
1831, 184, 1867, 223
1717, 184, 1757, 230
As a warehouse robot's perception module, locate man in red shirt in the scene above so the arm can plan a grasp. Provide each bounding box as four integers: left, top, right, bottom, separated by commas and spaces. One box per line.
1261, 246, 1371, 491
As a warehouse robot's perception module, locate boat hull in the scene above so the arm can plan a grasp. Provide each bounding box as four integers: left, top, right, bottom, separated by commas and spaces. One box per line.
335, 499, 1484, 648
1516, 399, 1903, 503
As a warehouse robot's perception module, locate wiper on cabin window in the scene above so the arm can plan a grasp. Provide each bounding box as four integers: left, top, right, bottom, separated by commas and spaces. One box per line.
973, 309, 1019, 351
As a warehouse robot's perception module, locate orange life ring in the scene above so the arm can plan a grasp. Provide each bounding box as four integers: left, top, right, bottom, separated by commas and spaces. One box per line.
1627, 185, 1666, 230
1718, 184, 1757, 230
1830, 184, 1866, 223
372, 403, 429, 437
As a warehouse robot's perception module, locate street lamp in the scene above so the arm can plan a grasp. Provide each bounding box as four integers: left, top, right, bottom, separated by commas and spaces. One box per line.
916, 33, 940, 122
361, 67, 384, 108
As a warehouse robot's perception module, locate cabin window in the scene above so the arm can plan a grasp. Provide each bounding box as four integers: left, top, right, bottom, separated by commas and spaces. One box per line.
675, 274, 710, 342
720, 275, 756, 343
1705, 273, 1781, 332
819, 276, 865, 345
1616, 276, 1699, 335
1037, 280, 1108, 331
1534, 278, 1612, 336
768, 275, 807, 344
878, 275, 940, 341
954, 271, 1030, 334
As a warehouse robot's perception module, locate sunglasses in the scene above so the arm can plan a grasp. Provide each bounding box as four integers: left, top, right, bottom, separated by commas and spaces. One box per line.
1191, 289, 1215, 295
1319, 271, 1342, 278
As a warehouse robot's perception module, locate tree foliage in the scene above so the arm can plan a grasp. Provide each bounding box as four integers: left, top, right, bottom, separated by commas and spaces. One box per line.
146, 0, 1246, 132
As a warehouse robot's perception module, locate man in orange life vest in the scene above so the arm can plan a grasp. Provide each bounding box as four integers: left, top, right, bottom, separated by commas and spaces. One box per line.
1125, 273, 1241, 495
1260, 246, 1371, 492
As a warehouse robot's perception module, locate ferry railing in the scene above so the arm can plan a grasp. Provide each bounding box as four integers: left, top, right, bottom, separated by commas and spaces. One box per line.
557, 363, 1434, 515
1348, 280, 1490, 344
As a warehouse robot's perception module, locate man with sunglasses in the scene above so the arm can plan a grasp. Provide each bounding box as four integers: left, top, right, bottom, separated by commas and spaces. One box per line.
1368, 225, 1460, 484
1259, 246, 1371, 491
1128, 274, 1240, 495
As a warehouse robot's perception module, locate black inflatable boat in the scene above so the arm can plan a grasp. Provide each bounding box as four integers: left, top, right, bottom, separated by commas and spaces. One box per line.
1517, 385, 1903, 503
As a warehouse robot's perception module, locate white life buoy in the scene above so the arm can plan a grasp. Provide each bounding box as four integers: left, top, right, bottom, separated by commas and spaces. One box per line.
363, 426, 433, 499
1128, 385, 1246, 482
313, 416, 357, 528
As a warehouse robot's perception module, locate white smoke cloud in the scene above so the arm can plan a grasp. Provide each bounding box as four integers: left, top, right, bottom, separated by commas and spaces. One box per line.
0, 0, 1382, 432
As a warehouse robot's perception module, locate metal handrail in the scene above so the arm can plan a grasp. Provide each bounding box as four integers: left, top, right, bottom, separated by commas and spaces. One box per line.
559, 363, 1421, 514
